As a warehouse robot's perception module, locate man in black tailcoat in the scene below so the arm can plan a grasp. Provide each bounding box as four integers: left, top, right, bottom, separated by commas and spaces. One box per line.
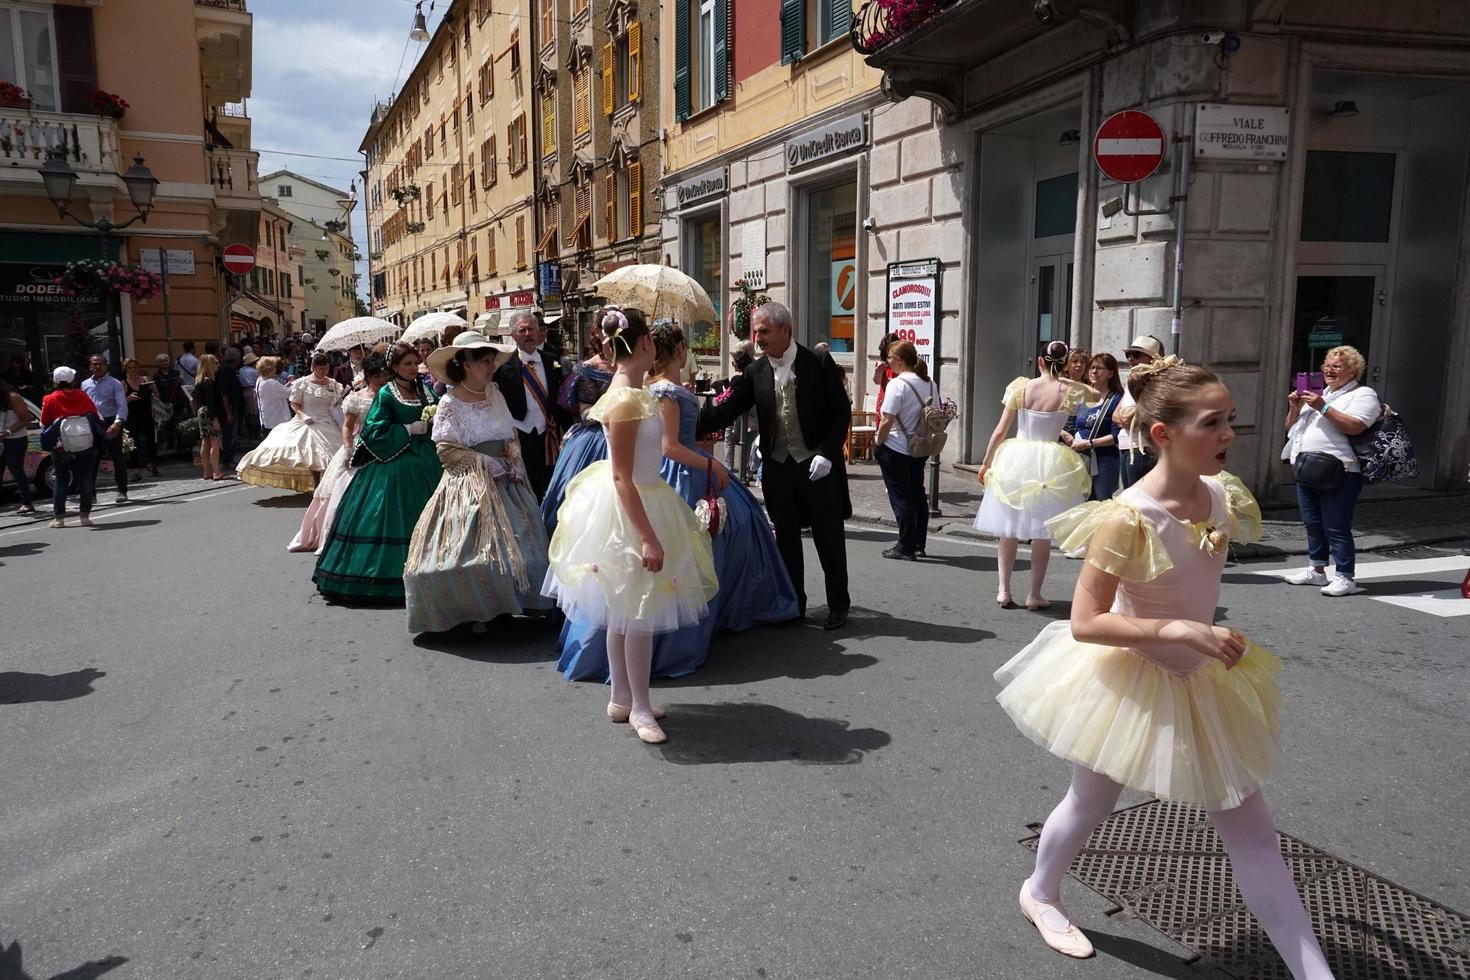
493, 309, 571, 501
698, 301, 852, 630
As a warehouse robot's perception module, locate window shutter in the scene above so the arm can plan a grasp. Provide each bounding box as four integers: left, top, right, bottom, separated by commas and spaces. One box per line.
517, 216, 526, 267
713, 0, 729, 102
628, 161, 642, 237
602, 42, 615, 117
605, 172, 616, 240
627, 23, 642, 103
780, 0, 805, 65
575, 68, 590, 135
542, 94, 557, 156
54, 6, 97, 115
674, 0, 691, 121
826, 0, 851, 43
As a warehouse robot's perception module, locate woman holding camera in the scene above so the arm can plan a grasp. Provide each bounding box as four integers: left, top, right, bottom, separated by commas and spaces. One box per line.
1282, 345, 1379, 598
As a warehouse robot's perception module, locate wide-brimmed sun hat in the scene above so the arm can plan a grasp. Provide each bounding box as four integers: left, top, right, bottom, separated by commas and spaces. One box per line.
1123, 335, 1164, 359
425, 331, 516, 382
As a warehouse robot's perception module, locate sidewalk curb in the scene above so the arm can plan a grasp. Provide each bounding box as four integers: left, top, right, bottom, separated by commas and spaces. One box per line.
0, 475, 248, 532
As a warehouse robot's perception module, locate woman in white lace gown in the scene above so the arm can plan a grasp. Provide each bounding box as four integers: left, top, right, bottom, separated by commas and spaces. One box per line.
404, 333, 555, 634
237, 351, 344, 491
289, 354, 389, 553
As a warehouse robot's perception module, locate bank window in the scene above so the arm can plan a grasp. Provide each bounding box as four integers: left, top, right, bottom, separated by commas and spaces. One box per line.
1034, 172, 1078, 240
1301, 150, 1396, 243
684, 212, 722, 332
0, 4, 59, 112
803, 179, 858, 351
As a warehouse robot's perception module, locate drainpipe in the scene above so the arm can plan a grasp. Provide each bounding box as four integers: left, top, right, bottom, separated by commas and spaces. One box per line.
1169, 133, 1191, 356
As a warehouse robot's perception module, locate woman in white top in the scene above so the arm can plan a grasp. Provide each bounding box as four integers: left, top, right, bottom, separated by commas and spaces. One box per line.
874, 341, 937, 561
236, 352, 344, 492
0, 378, 36, 514
255, 357, 295, 433
1282, 345, 1380, 597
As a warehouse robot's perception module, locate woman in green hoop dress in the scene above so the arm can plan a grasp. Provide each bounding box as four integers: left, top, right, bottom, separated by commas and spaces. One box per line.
313, 343, 442, 603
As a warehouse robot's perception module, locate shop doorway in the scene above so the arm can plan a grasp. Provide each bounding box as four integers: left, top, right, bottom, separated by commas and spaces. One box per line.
1297, 70, 1470, 486
1029, 253, 1075, 353
798, 179, 858, 353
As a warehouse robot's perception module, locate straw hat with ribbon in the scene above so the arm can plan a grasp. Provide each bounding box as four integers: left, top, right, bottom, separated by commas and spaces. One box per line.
425, 331, 516, 383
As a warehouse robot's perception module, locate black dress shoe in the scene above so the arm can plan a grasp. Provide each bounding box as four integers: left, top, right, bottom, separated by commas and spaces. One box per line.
882, 546, 916, 561
823, 608, 848, 631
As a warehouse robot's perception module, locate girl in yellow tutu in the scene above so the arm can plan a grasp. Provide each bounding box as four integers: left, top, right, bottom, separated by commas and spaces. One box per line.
998, 359, 1334, 978
542, 309, 718, 744
974, 340, 1093, 609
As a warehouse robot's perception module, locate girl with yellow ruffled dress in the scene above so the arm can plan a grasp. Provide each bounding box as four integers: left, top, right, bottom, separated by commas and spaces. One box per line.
997, 358, 1335, 980
974, 340, 1094, 609
542, 309, 718, 745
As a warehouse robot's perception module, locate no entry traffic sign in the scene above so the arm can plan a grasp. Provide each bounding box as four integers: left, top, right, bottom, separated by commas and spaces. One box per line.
1094, 110, 1166, 184
221, 243, 256, 276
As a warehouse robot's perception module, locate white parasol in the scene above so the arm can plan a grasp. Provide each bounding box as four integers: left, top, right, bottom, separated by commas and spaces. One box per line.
314, 316, 401, 352
401, 311, 468, 346
592, 264, 718, 325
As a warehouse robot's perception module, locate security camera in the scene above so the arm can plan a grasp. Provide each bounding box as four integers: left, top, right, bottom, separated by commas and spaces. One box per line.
862, 217, 877, 234
1198, 30, 1225, 45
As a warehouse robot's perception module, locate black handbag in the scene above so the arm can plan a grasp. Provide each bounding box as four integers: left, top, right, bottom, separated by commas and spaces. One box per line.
1349, 406, 1418, 485
1292, 450, 1345, 492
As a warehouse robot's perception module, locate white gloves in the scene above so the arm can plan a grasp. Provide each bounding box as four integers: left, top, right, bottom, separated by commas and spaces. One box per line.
405, 420, 428, 436
807, 454, 833, 481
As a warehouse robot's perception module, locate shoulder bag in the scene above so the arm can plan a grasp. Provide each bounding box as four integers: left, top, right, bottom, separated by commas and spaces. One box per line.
1079, 395, 1118, 478
693, 458, 724, 537
895, 377, 949, 458
1349, 403, 1418, 485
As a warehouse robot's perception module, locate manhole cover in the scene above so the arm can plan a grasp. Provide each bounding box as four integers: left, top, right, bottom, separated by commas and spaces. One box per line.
1021, 800, 1470, 979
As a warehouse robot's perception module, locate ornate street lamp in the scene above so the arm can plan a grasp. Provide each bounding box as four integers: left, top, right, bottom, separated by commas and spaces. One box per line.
40, 151, 159, 373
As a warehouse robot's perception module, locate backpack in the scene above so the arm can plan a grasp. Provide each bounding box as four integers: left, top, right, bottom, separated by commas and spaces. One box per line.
59, 415, 94, 452
1349, 403, 1417, 485
896, 376, 949, 457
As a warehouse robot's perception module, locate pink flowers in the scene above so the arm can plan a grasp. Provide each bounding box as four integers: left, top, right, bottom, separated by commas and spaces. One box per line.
88, 89, 130, 119
55, 260, 163, 303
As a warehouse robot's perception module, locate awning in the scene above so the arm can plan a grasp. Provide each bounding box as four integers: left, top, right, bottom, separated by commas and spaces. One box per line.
565, 214, 589, 248
537, 225, 557, 254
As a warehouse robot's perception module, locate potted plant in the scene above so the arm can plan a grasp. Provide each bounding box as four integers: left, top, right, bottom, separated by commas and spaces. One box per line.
0, 82, 30, 110
727, 278, 771, 341
54, 259, 163, 303
88, 89, 129, 120
323, 218, 347, 234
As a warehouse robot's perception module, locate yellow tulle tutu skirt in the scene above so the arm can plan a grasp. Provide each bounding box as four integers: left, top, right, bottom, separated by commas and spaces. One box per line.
995, 621, 1281, 811
543, 460, 718, 635
974, 438, 1091, 539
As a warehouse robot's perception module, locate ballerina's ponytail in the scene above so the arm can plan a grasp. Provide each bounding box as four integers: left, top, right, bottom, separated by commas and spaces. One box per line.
1041, 339, 1070, 378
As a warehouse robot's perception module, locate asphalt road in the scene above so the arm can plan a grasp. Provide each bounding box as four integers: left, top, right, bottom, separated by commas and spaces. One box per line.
2, 483, 1466, 979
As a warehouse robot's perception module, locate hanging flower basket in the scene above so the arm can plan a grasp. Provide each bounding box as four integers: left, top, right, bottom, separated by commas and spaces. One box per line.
54, 260, 163, 303
88, 88, 129, 120
727, 278, 771, 341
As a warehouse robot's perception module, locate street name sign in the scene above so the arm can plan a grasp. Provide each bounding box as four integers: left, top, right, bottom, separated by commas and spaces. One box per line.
1195, 104, 1289, 161
139, 248, 196, 275
1094, 110, 1166, 183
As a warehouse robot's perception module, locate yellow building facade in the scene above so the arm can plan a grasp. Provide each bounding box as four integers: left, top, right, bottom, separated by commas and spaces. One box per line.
362, 0, 538, 334
0, 0, 258, 374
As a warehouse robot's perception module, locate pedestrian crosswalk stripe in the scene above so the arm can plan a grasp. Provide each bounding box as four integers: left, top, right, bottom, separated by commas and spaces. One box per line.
1247, 554, 1470, 617
1370, 590, 1470, 618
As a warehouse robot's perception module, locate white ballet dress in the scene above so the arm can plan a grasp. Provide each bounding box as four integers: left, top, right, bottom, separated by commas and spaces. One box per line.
973, 377, 1091, 540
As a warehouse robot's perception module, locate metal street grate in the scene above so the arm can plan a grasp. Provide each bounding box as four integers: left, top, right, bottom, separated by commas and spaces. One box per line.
1020, 799, 1470, 979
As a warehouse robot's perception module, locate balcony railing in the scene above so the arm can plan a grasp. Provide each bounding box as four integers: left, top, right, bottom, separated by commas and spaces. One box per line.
208, 144, 259, 202
0, 108, 120, 173
196, 0, 247, 10
851, 0, 958, 55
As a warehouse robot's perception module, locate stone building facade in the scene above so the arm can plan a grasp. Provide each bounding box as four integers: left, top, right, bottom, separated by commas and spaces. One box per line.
858, 0, 1470, 497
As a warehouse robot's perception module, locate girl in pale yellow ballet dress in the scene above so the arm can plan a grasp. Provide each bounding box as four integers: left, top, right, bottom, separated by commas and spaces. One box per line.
542, 309, 718, 745
998, 359, 1335, 979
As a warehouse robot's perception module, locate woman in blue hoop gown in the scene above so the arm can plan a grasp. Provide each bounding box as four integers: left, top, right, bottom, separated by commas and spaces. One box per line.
540, 330, 617, 539
554, 319, 799, 680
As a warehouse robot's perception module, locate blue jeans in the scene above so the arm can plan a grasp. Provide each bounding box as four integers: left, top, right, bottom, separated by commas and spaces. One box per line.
1118, 446, 1155, 488
1296, 471, 1363, 578
2, 437, 33, 507
52, 447, 97, 518
875, 443, 929, 555
1088, 447, 1121, 501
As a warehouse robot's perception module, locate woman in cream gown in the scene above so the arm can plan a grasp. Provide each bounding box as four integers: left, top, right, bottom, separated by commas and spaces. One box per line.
237, 351, 343, 492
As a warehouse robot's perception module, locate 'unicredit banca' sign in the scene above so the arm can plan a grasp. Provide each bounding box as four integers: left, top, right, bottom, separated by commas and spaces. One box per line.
786, 113, 868, 171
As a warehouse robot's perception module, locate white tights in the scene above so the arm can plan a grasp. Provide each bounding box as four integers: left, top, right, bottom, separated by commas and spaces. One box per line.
997, 537, 1052, 601
606, 630, 655, 722
1028, 764, 1335, 980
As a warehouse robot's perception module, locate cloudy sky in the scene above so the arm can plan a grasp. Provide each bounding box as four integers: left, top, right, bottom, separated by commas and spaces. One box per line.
249, 0, 449, 301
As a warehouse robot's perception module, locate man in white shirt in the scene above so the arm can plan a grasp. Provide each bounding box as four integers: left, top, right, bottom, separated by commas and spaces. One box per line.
493, 310, 571, 500
1117, 334, 1163, 488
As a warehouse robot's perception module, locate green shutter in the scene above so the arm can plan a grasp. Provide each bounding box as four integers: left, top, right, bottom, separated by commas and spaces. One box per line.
826, 0, 850, 43
781, 0, 805, 65
674, 0, 692, 121
713, 0, 729, 102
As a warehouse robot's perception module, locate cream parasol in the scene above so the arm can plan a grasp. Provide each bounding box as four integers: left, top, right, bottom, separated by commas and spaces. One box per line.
591, 264, 718, 324
401, 311, 468, 345
314, 316, 402, 353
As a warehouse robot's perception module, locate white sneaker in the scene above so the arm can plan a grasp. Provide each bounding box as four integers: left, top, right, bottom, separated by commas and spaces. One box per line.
1322, 575, 1364, 597
1285, 567, 1329, 586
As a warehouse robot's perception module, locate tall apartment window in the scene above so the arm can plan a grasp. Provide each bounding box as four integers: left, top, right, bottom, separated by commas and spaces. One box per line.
0, 4, 59, 111
281, 272, 292, 299
479, 59, 493, 102
451, 104, 459, 133
439, 121, 447, 155
481, 136, 497, 187
450, 163, 462, 206
508, 30, 521, 76
539, 196, 560, 255
425, 125, 435, 158
539, 0, 554, 49
574, 67, 590, 137
572, 183, 591, 249
604, 171, 617, 241
426, 180, 435, 218
467, 154, 477, 209
542, 88, 557, 157
487, 226, 497, 274
572, 0, 589, 16
781, 0, 851, 63
516, 215, 526, 268
508, 114, 528, 174
464, 93, 473, 128
675, 0, 725, 120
